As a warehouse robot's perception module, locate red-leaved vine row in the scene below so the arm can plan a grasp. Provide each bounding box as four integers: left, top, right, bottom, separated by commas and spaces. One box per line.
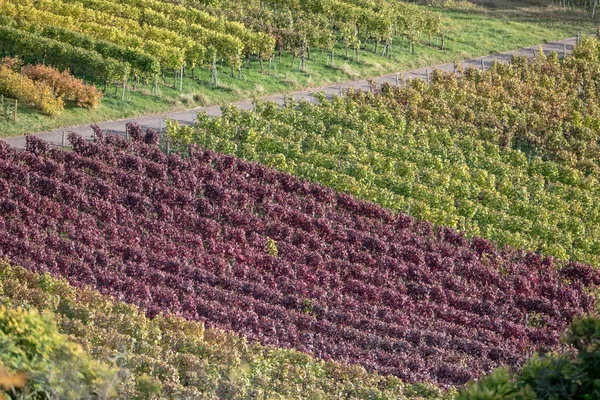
0, 126, 598, 386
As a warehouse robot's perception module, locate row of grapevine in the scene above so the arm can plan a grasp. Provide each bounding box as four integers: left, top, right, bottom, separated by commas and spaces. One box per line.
172, 0, 442, 64
219, 0, 441, 43
166, 38, 600, 267
8, 0, 270, 72
13, 0, 198, 69
0, 1, 184, 71
551, 0, 599, 18
0, 0, 443, 92
0, 25, 127, 83
34, 26, 161, 79
0, 260, 450, 399
77, 0, 276, 64
0, 132, 596, 386
59, 0, 245, 69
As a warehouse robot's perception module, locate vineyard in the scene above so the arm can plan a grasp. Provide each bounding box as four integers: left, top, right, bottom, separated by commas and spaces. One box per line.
0, 261, 453, 399
0, 127, 599, 396
0, 0, 441, 73
0, 0, 591, 136
1, 0, 600, 398
0, 0, 438, 101
0, 0, 463, 135
168, 38, 600, 268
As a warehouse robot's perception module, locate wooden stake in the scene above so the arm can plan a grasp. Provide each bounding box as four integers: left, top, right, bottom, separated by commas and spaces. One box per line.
13, 100, 17, 122
211, 54, 218, 87
481, 59, 485, 70
180, 64, 184, 92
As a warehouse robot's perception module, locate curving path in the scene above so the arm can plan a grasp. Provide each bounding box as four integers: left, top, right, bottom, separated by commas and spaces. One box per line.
3, 38, 576, 148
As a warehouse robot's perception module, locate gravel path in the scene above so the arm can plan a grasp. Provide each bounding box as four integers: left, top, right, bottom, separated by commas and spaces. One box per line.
3, 38, 576, 148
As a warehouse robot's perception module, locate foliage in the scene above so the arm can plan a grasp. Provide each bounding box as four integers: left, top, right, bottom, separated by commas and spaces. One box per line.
0, 66, 63, 116
266, 237, 278, 257
35, 26, 161, 79
0, 0, 441, 74
168, 38, 600, 268
0, 132, 597, 387
0, 25, 128, 83
0, 305, 116, 399
179, 0, 442, 61
458, 315, 600, 400
0, 260, 453, 400
351, 37, 600, 173
0, 0, 586, 139
0, 96, 14, 122
19, 63, 103, 109
0, 58, 103, 109
0, 367, 25, 400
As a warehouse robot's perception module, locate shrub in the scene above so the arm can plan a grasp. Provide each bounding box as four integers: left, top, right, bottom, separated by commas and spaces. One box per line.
0, 66, 63, 116
22, 64, 103, 109
0, 306, 116, 399
1, 58, 102, 109
0, 57, 22, 72
458, 315, 600, 399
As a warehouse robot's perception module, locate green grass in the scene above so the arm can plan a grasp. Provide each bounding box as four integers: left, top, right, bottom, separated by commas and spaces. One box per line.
0, 1, 594, 138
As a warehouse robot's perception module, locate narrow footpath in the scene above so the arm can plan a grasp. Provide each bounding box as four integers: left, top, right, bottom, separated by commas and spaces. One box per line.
3, 38, 576, 148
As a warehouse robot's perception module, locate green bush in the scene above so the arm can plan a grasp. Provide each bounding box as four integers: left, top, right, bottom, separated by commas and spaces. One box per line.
458, 316, 600, 400
0, 306, 116, 399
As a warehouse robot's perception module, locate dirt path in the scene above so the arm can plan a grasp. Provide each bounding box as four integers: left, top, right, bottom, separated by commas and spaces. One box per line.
2, 38, 576, 148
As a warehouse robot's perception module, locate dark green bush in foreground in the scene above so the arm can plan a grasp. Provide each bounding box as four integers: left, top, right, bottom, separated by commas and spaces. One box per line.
459, 316, 600, 400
